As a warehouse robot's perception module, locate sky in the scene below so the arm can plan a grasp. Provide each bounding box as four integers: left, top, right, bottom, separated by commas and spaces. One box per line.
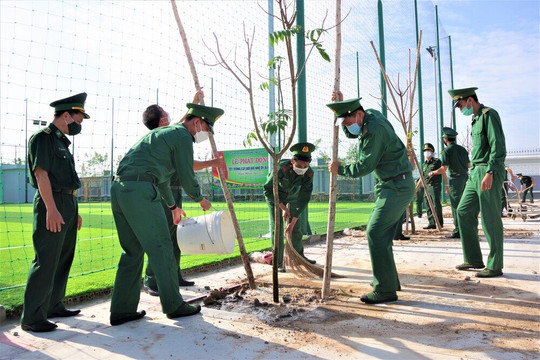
0, 0, 538, 170
433, 0, 540, 153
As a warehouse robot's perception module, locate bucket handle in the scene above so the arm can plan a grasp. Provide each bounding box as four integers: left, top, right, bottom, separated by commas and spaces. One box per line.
202, 210, 215, 245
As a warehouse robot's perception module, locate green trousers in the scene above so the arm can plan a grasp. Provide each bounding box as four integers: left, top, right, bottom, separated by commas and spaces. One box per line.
267, 203, 304, 267
415, 184, 424, 217
368, 173, 415, 292
448, 175, 468, 236
393, 211, 406, 239
21, 192, 78, 325
110, 181, 184, 314
456, 166, 504, 270
425, 184, 443, 227
144, 188, 183, 288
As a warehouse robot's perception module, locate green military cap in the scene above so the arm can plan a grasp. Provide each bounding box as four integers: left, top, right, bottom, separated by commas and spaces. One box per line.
448, 87, 478, 107
516, 173, 523, 177
423, 143, 435, 152
326, 98, 362, 125
50, 92, 90, 119
442, 127, 458, 139
290, 142, 315, 161
186, 103, 224, 134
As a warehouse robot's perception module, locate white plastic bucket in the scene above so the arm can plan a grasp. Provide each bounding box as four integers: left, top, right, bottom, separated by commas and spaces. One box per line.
176, 210, 236, 255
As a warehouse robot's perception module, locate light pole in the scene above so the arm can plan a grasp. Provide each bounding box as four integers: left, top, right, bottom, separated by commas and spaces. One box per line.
426, 46, 439, 156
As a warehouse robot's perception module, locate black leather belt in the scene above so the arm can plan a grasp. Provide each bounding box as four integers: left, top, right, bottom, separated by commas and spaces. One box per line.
450, 173, 468, 178
52, 188, 76, 195
113, 174, 155, 183
381, 172, 411, 183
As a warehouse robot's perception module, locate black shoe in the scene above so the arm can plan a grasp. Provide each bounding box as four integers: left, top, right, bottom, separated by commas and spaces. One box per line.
167, 303, 201, 319
48, 308, 81, 318
110, 310, 146, 326
143, 284, 159, 297
179, 278, 195, 287
278, 266, 286, 273
423, 225, 436, 229
417, 214, 422, 219
445, 233, 460, 239
394, 235, 410, 240
475, 269, 503, 278
455, 262, 485, 270
21, 320, 58, 332
360, 291, 398, 304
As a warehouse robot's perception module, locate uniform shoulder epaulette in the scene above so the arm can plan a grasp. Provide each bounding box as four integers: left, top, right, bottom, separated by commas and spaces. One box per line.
362, 123, 369, 135
43, 127, 52, 134
281, 163, 292, 173
482, 108, 490, 114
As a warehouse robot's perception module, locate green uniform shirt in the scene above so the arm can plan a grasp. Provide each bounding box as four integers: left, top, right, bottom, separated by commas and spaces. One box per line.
520, 176, 532, 187
470, 105, 506, 172
440, 142, 469, 176
27, 123, 81, 190
263, 159, 314, 218
338, 109, 412, 180
422, 157, 442, 186
116, 123, 202, 205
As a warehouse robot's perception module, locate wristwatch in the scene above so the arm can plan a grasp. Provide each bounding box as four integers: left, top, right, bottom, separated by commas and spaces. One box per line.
486, 170, 494, 175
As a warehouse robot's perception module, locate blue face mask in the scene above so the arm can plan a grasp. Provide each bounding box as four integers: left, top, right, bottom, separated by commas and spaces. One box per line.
461, 106, 474, 116
346, 122, 361, 135
460, 100, 474, 116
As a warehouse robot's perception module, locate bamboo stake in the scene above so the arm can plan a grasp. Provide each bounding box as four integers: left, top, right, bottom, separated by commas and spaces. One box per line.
322, 0, 342, 300
170, 0, 256, 289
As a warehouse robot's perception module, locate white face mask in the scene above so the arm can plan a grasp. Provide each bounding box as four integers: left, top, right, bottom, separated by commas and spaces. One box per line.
194, 122, 209, 143
424, 151, 433, 158
293, 166, 308, 175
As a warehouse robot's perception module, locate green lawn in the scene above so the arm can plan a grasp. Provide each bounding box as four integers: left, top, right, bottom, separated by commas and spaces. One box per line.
0, 201, 374, 311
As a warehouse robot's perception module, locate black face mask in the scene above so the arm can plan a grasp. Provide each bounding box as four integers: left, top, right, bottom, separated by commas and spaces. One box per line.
68, 122, 82, 135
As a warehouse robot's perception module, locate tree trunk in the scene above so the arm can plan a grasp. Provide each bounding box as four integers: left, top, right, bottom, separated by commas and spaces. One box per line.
322, 0, 342, 300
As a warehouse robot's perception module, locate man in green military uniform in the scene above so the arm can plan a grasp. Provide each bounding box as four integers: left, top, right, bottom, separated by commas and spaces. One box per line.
21, 93, 90, 332
450, 87, 506, 278
142, 90, 223, 295
501, 165, 516, 216
428, 127, 470, 238
109, 102, 223, 325
264, 142, 316, 271
328, 91, 414, 304
421, 143, 446, 230
516, 173, 534, 203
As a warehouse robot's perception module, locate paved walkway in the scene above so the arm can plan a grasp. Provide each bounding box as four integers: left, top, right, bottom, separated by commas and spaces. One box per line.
1, 216, 539, 359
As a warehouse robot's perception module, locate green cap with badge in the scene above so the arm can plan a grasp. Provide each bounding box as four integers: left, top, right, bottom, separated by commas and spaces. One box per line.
290, 142, 315, 161
448, 87, 478, 107
423, 143, 435, 152
50, 92, 90, 119
186, 103, 224, 134
442, 127, 458, 139
326, 98, 362, 125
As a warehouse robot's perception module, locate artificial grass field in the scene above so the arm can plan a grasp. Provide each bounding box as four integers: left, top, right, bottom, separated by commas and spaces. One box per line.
0, 201, 374, 311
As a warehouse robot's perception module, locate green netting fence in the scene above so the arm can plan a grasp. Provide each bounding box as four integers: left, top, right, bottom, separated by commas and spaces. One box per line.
0, 0, 454, 310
